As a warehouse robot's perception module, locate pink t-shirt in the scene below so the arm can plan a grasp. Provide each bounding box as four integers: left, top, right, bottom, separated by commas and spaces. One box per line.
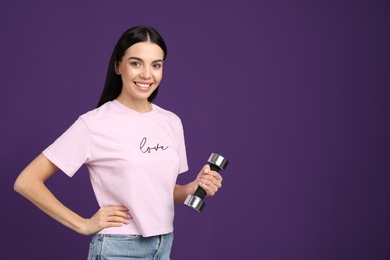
43, 100, 188, 237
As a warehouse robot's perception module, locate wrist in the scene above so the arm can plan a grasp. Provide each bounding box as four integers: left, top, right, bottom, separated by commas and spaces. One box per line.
188, 180, 199, 195
73, 217, 89, 235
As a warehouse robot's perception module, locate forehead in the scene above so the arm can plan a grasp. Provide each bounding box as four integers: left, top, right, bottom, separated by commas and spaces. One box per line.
124, 42, 164, 60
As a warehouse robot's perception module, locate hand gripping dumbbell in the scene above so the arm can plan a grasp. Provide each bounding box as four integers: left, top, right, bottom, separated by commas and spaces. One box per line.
184, 153, 229, 212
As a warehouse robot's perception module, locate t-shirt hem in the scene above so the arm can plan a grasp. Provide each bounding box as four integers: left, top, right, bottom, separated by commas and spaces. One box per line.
97, 226, 174, 238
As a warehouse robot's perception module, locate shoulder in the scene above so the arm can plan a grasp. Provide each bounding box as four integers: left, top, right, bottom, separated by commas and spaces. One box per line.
152, 104, 183, 125
79, 101, 116, 121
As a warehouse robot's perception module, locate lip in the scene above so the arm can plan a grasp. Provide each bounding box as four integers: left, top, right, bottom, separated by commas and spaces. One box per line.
134, 82, 153, 90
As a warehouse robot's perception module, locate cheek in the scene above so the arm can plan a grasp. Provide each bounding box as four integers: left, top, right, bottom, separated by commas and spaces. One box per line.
120, 70, 136, 84
122, 67, 136, 78
155, 71, 163, 82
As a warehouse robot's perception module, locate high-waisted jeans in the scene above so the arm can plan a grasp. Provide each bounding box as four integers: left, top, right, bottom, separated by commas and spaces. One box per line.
87, 233, 173, 260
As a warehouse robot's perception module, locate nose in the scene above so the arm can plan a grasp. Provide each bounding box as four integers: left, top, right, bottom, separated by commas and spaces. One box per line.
140, 66, 151, 79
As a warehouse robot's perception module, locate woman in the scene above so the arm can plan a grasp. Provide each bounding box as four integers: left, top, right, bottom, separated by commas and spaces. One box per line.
14, 26, 223, 259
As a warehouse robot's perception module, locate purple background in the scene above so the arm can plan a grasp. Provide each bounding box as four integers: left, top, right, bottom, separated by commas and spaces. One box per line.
1, 0, 390, 259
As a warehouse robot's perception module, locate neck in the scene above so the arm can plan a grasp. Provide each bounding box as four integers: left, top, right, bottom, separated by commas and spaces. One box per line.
116, 96, 152, 113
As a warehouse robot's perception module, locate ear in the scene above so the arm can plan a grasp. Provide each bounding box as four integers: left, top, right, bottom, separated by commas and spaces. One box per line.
114, 61, 120, 75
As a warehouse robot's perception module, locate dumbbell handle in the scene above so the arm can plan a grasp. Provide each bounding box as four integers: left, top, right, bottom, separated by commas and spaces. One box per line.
193, 164, 221, 199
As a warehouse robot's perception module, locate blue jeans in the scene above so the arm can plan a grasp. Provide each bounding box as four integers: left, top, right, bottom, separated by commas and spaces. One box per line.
87, 233, 173, 260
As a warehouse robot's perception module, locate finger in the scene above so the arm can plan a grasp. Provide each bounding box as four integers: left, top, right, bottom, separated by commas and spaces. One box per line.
208, 177, 221, 190
94, 214, 130, 230
105, 205, 129, 212
105, 222, 125, 228
199, 181, 217, 196
106, 215, 130, 224
202, 169, 223, 182
201, 175, 222, 188
100, 218, 126, 228
102, 206, 131, 216
112, 210, 132, 221
199, 182, 213, 196
98, 207, 132, 224
214, 173, 223, 181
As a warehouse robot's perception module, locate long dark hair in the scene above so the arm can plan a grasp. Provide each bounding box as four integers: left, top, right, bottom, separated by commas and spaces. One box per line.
97, 26, 168, 107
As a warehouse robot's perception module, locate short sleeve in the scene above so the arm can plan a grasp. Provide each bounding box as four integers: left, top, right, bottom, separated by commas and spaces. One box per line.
43, 117, 92, 177
176, 120, 188, 174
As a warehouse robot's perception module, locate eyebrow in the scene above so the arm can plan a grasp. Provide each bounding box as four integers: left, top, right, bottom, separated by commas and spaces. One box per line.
128, 57, 164, 63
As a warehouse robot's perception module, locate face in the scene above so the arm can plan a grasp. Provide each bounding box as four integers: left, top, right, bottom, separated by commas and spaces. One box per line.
116, 42, 164, 104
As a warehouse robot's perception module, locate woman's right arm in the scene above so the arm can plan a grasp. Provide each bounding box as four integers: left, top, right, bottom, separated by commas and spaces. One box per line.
14, 153, 131, 235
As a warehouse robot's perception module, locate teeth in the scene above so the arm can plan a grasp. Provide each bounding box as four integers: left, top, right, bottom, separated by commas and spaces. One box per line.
136, 83, 151, 88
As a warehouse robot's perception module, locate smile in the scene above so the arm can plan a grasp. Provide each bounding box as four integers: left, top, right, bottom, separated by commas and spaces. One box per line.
135, 82, 152, 89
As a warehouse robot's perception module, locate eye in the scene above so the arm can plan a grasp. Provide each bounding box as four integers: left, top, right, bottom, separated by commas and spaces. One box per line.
130, 61, 142, 67
153, 63, 162, 69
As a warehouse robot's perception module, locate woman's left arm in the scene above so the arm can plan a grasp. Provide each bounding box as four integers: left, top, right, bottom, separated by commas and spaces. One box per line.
174, 164, 223, 205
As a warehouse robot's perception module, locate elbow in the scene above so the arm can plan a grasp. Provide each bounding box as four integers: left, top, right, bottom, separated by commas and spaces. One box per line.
14, 175, 29, 196
14, 177, 23, 194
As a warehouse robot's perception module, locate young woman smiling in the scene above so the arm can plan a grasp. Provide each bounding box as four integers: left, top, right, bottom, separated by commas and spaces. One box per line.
14, 26, 223, 259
